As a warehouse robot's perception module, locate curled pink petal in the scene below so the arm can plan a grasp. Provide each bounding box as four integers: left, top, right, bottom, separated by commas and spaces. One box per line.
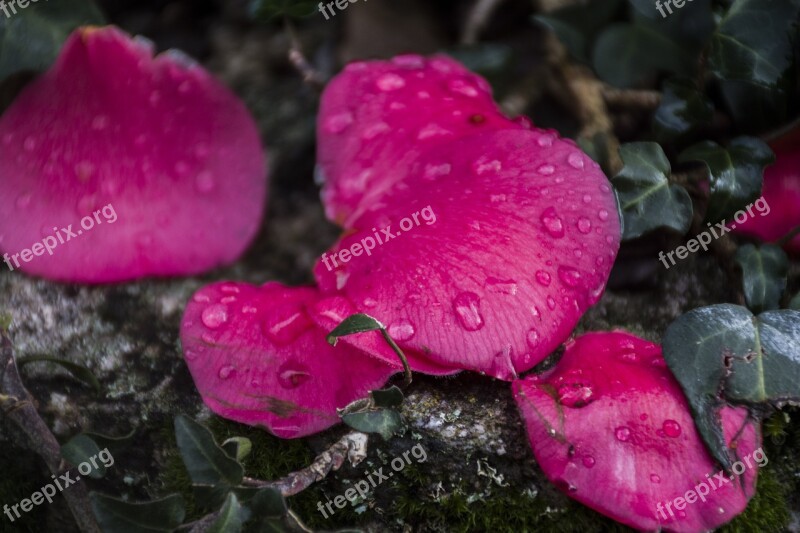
317, 55, 522, 226
512, 332, 760, 532
315, 129, 620, 380
0, 26, 267, 282
180, 282, 397, 439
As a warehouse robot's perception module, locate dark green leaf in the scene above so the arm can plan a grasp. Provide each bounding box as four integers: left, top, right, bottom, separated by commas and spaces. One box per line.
735, 244, 789, 313
533, 0, 624, 62
371, 386, 404, 409
17, 355, 101, 392
83, 429, 136, 457
327, 314, 384, 346
663, 304, 800, 469
629, 0, 715, 52
719, 81, 790, 132
0, 0, 105, 81
653, 78, 714, 141
222, 437, 252, 463
249, 0, 318, 20
174, 416, 244, 487
193, 484, 234, 511
208, 493, 244, 533
342, 409, 404, 440
61, 434, 105, 479
709, 0, 800, 87
592, 22, 692, 88
249, 488, 287, 518
612, 142, 693, 239
90, 493, 185, 533
679, 137, 774, 222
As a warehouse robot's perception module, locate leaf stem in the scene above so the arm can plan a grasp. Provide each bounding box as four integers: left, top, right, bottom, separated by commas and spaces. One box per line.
380, 329, 412, 387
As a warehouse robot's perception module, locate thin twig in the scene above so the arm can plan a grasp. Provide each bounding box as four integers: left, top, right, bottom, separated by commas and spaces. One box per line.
0, 330, 101, 533
461, 0, 506, 45
241, 431, 369, 497
601, 86, 662, 110
284, 18, 325, 90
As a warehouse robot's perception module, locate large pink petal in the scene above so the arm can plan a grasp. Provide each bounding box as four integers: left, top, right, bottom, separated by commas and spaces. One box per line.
512, 332, 761, 532
180, 282, 397, 439
317, 54, 523, 226
0, 26, 267, 282
315, 129, 620, 380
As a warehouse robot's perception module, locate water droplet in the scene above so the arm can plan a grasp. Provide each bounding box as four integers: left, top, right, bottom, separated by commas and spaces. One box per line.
417, 124, 453, 140
242, 305, 258, 314
526, 329, 540, 348
537, 134, 554, 147
388, 319, 416, 341
486, 277, 517, 295
214, 365, 236, 381
277, 362, 311, 389
472, 158, 502, 176
540, 207, 565, 238
582, 194, 592, 204
220, 296, 237, 304
662, 420, 682, 438
91, 115, 110, 130
264, 308, 311, 346
577, 218, 592, 234
196, 171, 215, 193
362, 122, 390, 140
567, 152, 585, 169
362, 298, 378, 308
193, 293, 211, 303
535, 271, 552, 287
452, 292, 484, 331
201, 305, 228, 329
424, 163, 451, 180
582, 456, 595, 468
615, 426, 631, 442
558, 267, 582, 288
546, 296, 556, 310
537, 164, 555, 176
650, 474, 661, 484
447, 78, 480, 97
324, 112, 354, 133
184, 350, 199, 361
376, 73, 406, 91
490, 193, 507, 203
598, 209, 609, 221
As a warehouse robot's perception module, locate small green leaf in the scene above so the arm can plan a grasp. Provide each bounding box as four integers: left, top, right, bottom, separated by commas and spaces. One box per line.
0, 0, 105, 81
663, 304, 800, 470
17, 355, 101, 392
249, 0, 318, 20
249, 488, 288, 518
371, 386, 404, 409
592, 22, 692, 88
735, 244, 789, 313
174, 416, 244, 487
612, 142, 693, 239
679, 137, 774, 223
709, 0, 800, 88
653, 78, 714, 141
342, 409, 404, 440
90, 493, 185, 533
208, 493, 244, 533
0, 313, 11, 332
222, 437, 252, 463
61, 434, 105, 479
327, 314, 384, 346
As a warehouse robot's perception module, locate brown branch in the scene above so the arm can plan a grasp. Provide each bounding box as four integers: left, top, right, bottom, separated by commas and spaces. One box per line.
0, 330, 100, 533
461, 0, 506, 45
241, 431, 369, 496
601, 86, 662, 110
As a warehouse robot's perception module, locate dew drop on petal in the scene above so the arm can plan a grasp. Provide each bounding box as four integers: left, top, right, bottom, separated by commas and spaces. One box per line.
535, 271, 552, 287
277, 362, 311, 389
540, 207, 565, 238
324, 112, 354, 133
598, 209, 610, 221
201, 305, 228, 329
582, 456, 596, 468
453, 292, 485, 331
424, 163, 452, 180
615, 426, 631, 442
567, 152, 585, 169
376, 73, 406, 91
558, 267, 582, 288
650, 474, 661, 484
537, 164, 555, 176
577, 218, 592, 234
218, 366, 236, 380
662, 420, 682, 438
388, 319, 416, 341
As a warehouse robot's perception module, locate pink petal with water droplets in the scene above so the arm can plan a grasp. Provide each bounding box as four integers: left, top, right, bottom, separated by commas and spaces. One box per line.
512, 332, 760, 532
180, 282, 397, 439
315, 129, 620, 380
0, 26, 267, 282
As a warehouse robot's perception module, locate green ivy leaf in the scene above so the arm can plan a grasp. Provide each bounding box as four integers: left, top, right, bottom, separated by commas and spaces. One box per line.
174, 416, 244, 487
679, 137, 774, 223
653, 78, 714, 141
61, 434, 105, 479
17, 355, 101, 392
0, 0, 105, 81
249, 0, 318, 20
90, 493, 185, 533
327, 314, 384, 346
83, 429, 136, 457
342, 409, 404, 440
208, 493, 244, 533
611, 142, 693, 239
249, 488, 288, 518
222, 437, 252, 463
663, 304, 800, 470
533, 0, 623, 62
709, 0, 800, 88
592, 22, 692, 88
371, 386, 404, 409
735, 244, 789, 313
